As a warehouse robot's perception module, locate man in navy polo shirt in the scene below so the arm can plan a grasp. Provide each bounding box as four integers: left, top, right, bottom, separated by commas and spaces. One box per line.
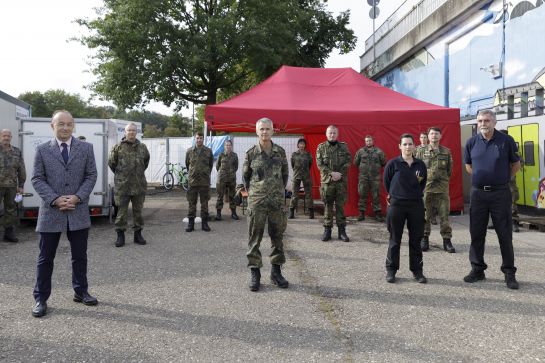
464, 109, 521, 289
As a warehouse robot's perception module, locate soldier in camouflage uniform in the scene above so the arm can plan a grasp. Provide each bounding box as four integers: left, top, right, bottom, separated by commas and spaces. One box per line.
416, 132, 438, 225
185, 131, 214, 232
0, 129, 26, 242
108, 123, 150, 247
243, 118, 289, 292
215, 139, 239, 221
415, 132, 428, 155
316, 125, 351, 242
416, 127, 455, 253
354, 135, 386, 222
289, 138, 314, 219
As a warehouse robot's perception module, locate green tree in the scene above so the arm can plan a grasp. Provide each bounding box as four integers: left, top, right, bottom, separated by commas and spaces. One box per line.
19, 90, 89, 117
143, 124, 163, 138
168, 114, 192, 136
77, 0, 355, 109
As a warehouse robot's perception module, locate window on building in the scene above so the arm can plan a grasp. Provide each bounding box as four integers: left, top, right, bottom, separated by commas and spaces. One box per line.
524, 141, 534, 166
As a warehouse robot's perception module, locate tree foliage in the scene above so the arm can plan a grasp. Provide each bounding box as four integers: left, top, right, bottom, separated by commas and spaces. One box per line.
18, 89, 192, 136
77, 0, 356, 108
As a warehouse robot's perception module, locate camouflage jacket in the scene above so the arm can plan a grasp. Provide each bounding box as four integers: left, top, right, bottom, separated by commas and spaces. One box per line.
316, 141, 351, 184
216, 151, 238, 183
185, 145, 213, 187
243, 142, 288, 208
291, 150, 312, 180
414, 144, 428, 157
353, 146, 386, 180
0, 145, 26, 188
108, 138, 150, 195
416, 144, 452, 193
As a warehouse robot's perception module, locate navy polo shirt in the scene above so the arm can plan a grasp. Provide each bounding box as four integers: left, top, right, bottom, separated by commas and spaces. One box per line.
464, 129, 519, 187
384, 156, 427, 200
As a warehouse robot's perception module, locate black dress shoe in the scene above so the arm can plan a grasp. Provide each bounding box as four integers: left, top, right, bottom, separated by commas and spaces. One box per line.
32, 301, 47, 318
73, 292, 98, 306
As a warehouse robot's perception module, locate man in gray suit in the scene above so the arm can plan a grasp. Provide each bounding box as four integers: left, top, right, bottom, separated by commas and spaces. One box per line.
31, 110, 98, 318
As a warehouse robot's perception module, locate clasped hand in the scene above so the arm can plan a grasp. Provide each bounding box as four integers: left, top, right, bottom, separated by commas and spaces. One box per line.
54, 195, 79, 211
330, 171, 342, 181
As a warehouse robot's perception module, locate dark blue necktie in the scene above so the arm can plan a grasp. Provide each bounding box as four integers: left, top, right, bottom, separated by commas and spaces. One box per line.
61, 143, 69, 164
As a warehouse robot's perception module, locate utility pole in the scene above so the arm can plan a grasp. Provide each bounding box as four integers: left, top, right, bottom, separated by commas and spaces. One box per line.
368, 0, 380, 70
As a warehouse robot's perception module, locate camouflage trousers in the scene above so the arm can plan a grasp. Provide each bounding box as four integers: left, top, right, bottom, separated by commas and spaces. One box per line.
511, 182, 519, 217
246, 205, 287, 268
0, 187, 17, 227
423, 192, 452, 238
114, 193, 146, 231
320, 182, 347, 227
215, 178, 236, 211
289, 177, 313, 210
187, 185, 210, 218
358, 178, 382, 212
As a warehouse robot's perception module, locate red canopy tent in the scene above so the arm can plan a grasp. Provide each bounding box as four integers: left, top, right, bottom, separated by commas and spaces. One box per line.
206, 66, 462, 215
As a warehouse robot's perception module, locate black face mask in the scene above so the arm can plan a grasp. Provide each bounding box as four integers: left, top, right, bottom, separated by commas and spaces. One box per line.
328, 140, 338, 146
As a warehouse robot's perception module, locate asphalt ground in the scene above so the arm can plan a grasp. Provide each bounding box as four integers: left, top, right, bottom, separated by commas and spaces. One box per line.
1, 189, 544, 362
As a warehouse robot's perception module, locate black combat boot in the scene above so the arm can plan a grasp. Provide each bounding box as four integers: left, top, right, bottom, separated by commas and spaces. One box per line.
270, 264, 289, 288
338, 225, 350, 242
321, 226, 332, 241
413, 271, 427, 284
374, 212, 384, 223
215, 209, 222, 221
3, 226, 18, 243
230, 208, 239, 220
357, 211, 365, 221
505, 274, 519, 289
249, 268, 261, 292
134, 230, 147, 245
186, 218, 195, 232
421, 236, 429, 251
202, 215, 211, 232
513, 220, 520, 233
288, 208, 295, 219
114, 229, 125, 247
386, 270, 396, 283
443, 238, 455, 253
308, 208, 314, 219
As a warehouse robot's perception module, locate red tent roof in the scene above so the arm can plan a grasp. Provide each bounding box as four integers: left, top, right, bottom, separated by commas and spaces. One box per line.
206, 65, 459, 133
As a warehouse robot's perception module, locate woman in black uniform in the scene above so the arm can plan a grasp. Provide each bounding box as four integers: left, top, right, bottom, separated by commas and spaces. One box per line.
383, 133, 427, 283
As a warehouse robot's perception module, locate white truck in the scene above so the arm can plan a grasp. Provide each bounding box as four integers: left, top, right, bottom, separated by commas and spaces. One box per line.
18, 117, 142, 219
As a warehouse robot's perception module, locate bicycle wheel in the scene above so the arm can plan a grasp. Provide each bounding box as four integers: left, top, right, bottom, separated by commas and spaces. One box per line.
180, 173, 189, 191
163, 172, 175, 190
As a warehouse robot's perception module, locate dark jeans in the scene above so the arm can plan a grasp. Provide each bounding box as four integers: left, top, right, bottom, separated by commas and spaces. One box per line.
33, 228, 89, 303
385, 198, 424, 272
469, 188, 516, 275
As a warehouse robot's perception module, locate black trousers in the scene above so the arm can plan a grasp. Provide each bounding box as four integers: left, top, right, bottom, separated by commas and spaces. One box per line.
469, 188, 516, 274
33, 228, 89, 303
385, 198, 424, 272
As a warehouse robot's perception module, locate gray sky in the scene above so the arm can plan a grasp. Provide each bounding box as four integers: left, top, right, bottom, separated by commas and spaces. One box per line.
0, 0, 399, 116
